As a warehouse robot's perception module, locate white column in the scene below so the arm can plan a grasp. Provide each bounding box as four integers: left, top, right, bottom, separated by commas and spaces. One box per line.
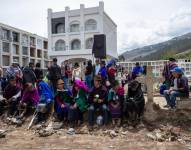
47, 9, 52, 52
99, 1, 104, 33
65, 6, 70, 51
10, 30, 13, 65
19, 33, 23, 66
80, 4, 85, 50
42, 50, 45, 69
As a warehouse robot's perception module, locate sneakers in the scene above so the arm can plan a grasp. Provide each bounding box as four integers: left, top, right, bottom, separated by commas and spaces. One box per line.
67, 128, 75, 135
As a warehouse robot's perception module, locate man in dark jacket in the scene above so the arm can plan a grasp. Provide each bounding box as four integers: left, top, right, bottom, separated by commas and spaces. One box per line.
48, 58, 61, 92
163, 67, 189, 109
88, 75, 108, 129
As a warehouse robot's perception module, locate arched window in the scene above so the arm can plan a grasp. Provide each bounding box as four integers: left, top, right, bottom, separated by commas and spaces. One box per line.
55, 40, 65, 51
85, 19, 97, 31
70, 21, 80, 32
86, 38, 93, 49
56, 23, 65, 33
71, 39, 81, 50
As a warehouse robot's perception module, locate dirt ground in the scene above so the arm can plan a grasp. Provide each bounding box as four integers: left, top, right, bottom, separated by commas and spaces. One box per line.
0, 97, 191, 150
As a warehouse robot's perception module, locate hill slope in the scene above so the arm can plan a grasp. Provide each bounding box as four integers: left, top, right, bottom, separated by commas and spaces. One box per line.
119, 33, 191, 61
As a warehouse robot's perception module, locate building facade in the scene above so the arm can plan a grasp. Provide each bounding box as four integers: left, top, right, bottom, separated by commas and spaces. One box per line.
0, 23, 49, 69
48, 1, 117, 65
118, 59, 191, 79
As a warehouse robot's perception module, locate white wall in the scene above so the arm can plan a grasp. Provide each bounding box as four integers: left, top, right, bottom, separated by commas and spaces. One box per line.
103, 13, 117, 58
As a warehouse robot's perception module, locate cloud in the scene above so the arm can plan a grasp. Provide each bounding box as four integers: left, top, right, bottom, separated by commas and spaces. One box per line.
119, 8, 191, 54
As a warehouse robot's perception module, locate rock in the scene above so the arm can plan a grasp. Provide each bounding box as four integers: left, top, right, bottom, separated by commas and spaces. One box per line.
38, 129, 54, 137
146, 133, 156, 141
155, 132, 165, 142
66, 128, 75, 135
79, 125, 89, 134
0, 130, 6, 138
121, 131, 128, 135
11, 118, 22, 126
52, 122, 63, 130
109, 130, 117, 138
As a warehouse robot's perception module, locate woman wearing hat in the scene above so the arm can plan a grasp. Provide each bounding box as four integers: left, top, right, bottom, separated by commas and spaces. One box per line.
68, 79, 89, 127
163, 67, 189, 109
54, 79, 73, 121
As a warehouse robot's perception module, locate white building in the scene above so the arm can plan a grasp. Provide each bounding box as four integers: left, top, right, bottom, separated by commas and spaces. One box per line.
48, 1, 117, 65
0, 22, 49, 69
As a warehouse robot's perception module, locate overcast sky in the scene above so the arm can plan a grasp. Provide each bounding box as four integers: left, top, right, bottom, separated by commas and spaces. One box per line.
1, 0, 191, 54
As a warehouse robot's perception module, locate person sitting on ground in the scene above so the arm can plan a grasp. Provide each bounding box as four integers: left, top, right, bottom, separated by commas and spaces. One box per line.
108, 80, 124, 126
19, 82, 40, 118
3, 76, 21, 117
54, 79, 73, 121
163, 67, 189, 109
68, 79, 89, 127
36, 73, 54, 123
88, 75, 108, 130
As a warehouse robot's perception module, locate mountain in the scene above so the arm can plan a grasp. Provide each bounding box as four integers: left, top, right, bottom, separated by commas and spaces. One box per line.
119, 33, 191, 61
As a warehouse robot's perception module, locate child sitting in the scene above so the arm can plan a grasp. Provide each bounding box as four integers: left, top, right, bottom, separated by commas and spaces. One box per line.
108, 80, 124, 126
54, 79, 72, 121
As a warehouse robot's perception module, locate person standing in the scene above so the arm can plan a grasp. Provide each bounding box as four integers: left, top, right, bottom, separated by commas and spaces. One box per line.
85, 60, 93, 89
48, 58, 62, 92
162, 58, 177, 89
22, 62, 37, 86
72, 62, 82, 81
34, 63, 43, 81
99, 60, 107, 85
6, 62, 23, 88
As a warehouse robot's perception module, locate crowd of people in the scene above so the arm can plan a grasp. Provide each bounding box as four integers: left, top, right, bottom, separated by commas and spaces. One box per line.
0, 57, 187, 130
0, 58, 145, 130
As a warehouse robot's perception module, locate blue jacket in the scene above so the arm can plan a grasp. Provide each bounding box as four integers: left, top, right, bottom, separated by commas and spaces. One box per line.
37, 80, 54, 104
100, 67, 107, 78
132, 66, 143, 75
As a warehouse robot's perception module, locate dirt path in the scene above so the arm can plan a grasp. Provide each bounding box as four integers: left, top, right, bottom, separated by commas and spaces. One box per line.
0, 97, 191, 150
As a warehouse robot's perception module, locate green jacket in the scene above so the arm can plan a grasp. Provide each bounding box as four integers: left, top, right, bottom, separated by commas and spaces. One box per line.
74, 89, 88, 112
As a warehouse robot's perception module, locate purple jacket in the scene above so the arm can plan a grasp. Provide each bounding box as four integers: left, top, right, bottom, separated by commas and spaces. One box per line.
21, 88, 40, 105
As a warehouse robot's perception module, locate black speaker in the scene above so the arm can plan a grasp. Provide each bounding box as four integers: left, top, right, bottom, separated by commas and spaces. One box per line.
92, 34, 106, 59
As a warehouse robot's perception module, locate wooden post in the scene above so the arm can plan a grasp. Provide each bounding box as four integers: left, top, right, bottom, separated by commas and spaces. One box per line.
146, 66, 154, 102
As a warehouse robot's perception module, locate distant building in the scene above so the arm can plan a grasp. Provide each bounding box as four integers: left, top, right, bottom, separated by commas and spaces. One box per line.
47, 1, 117, 65
118, 59, 191, 79
0, 23, 49, 69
